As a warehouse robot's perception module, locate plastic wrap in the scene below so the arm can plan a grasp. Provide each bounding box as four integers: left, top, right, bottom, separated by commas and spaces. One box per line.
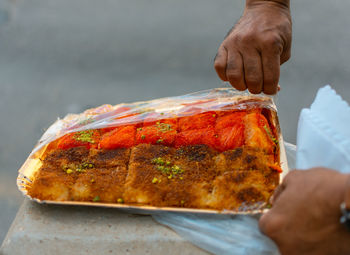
30, 88, 278, 155
17, 88, 287, 214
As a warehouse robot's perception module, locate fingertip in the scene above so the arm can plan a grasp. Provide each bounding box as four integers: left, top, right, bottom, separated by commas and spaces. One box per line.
232, 82, 247, 91
263, 83, 278, 95
259, 212, 270, 234
247, 82, 263, 94
259, 212, 285, 239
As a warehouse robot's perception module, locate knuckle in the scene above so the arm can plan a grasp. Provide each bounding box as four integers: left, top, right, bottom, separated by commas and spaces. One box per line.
229, 33, 252, 46
246, 75, 261, 87
241, 34, 255, 45
231, 33, 244, 44
226, 71, 241, 82
262, 34, 282, 46
261, 34, 283, 54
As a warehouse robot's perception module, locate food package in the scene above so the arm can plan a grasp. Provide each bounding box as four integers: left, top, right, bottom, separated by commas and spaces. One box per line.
17, 88, 288, 214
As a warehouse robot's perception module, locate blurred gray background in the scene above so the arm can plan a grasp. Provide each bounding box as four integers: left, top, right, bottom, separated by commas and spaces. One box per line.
0, 0, 349, 243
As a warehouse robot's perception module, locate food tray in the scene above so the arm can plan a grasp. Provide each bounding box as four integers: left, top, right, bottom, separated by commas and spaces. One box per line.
17, 88, 288, 215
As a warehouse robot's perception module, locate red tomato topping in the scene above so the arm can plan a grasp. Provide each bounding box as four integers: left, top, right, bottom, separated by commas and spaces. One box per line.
215, 111, 246, 132
57, 130, 101, 150
243, 113, 275, 154
217, 123, 245, 151
99, 126, 136, 149
135, 122, 177, 146
178, 112, 216, 132
175, 127, 219, 149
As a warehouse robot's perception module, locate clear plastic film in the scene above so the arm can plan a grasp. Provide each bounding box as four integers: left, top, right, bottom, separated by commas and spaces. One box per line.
17, 87, 286, 215
31, 88, 277, 155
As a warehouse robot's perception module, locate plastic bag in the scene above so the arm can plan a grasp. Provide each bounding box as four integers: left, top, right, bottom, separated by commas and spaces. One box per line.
19, 87, 283, 213
153, 213, 278, 255
153, 141, 296, 255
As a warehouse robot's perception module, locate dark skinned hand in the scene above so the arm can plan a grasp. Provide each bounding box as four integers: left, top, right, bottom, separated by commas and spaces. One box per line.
214, 1, 292, 94
259, 168, 350, 255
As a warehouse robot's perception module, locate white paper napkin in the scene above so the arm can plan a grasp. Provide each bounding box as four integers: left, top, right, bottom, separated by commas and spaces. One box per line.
296, 85, 350, 173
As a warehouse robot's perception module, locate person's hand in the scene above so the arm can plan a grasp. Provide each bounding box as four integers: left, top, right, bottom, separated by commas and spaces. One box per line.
259, 168, 350, 255
214, 1, 292, 94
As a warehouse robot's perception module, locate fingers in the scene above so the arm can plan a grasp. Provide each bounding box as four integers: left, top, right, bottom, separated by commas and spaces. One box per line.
226, 49, 246, 91
259, 211, 284, 236
215, 45, 281, 94
262, 50, 280, 95
214, 46, 228, 81
242, 49, 263, 94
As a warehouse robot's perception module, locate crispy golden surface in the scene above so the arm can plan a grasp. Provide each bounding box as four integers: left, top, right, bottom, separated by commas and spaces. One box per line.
28, 144, 279, 211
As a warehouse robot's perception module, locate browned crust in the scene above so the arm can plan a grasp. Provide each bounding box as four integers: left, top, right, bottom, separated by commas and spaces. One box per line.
28, 143, 279, 210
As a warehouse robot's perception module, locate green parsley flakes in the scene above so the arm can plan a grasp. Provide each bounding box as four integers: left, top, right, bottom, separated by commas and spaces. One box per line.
152, 157, 165, 165
93, 196, 100, 202
263, 125, 278, 145
152, 157, 184, 179
74, 130, 95, 143
156, 122, 173, 133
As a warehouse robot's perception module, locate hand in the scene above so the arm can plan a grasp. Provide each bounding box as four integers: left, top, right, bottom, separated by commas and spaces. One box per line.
214, 1, 292, 94
259, 168, 350, 255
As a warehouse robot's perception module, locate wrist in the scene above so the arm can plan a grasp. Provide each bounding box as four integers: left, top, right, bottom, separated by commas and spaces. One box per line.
246, 0, 290, 9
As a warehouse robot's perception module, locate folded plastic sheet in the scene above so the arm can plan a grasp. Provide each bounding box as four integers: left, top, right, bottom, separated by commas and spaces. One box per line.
153, 213, 279, 255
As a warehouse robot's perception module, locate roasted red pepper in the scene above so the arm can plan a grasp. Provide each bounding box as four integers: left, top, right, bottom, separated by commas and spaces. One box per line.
57, 130, 101, 150
99, 125, 136, 149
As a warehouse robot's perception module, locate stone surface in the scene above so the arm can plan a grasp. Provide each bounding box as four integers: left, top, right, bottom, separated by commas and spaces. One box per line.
0, 199, 209, 255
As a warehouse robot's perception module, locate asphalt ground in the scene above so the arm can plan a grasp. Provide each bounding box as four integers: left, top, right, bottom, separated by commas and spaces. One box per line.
1, 0, 350, 244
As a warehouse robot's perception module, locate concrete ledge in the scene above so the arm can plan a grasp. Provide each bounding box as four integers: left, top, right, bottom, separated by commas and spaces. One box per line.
1, 199, 209, 255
